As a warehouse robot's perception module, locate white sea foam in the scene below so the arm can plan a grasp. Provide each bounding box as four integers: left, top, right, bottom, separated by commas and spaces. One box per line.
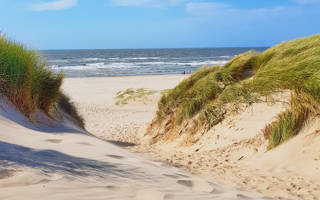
82, 58, 106, 61
50, 62, 138, 70
125, 57, 160, 60
50, 65, 95, 70
49, 60, 228, 71
178, 60, 228, 66
139, 60, 227, 66
85, 62, 105, 66
50, 59, 68, 63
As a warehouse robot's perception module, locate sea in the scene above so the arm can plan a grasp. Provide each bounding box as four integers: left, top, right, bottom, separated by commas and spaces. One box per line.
42, 48, 267, 78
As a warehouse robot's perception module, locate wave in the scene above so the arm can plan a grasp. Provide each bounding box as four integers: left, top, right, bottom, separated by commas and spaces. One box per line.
138, 60, 228, 66
49, 60, 228, 71
107, 57, 160, 61
82, 58, 106, 61
50, 65, 95, 71
85, 62, 105, 66
124, 57, 160, 60
174, 60, 228, 66
50, 62, 137, 70
50, 59, 69, 63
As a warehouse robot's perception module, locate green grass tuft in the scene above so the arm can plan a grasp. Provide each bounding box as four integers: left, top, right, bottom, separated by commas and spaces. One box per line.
156, 34, 320, 148
115, 88, 156, 105
56, 93, 85, 128
263, 92, 319, 149
0, 35, 84, 127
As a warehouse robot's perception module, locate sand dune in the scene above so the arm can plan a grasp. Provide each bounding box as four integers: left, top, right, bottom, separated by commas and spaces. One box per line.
0, 76, 268, 199
61, 75, 320, 200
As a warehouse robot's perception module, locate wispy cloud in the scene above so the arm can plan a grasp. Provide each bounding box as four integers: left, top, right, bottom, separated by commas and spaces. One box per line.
185, 2, 291, 20
31, 0, 77, 11
110, 0, 187, 8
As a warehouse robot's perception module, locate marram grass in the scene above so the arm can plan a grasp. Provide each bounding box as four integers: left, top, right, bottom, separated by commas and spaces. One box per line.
0, 36, 84, 128
157, 34, 320, 148
115, 88, 156, 105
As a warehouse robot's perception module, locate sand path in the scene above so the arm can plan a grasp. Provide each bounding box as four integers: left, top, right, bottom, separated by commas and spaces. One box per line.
0, 75, 269, 199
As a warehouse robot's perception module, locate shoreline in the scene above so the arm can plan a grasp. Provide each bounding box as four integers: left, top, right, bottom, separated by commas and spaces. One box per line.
63, 73, 191, 79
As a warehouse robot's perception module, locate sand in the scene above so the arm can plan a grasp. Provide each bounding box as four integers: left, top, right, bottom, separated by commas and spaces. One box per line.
62, 75, 187, 143
62, 75, 320, 200
0, 75, 270, 200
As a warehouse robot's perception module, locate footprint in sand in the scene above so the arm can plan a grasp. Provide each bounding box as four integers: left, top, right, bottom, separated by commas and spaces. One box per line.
46, 139, 62, 144
236, 194, 253, 199
106, 154, 125, 159
177, 180, 193, 188
177, 179, 216, 193
175, 173, 190, 178
105, 185, 117, 190
77, 142, 93, 146
162, 174, 180, 179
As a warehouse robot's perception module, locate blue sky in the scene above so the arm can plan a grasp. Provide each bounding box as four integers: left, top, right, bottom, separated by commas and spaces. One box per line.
0, 0, 319, 49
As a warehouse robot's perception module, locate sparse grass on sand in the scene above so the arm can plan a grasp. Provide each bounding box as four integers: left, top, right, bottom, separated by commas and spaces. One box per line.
157, 34, 320, 149
0, 36, 84, 128
115, 88, 156, 105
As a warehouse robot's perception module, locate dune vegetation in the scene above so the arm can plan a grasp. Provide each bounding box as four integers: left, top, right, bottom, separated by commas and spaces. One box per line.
156, 34, 320, 149
115, 88, 156, 105
0, 35, 84, 128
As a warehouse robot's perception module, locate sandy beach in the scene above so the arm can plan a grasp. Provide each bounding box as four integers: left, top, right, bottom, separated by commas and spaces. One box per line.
1, 74, 319, 200
0, 74, 271, 200
62, 75, 320, 200
62, 75, 187, 143
1, 2, 319, 199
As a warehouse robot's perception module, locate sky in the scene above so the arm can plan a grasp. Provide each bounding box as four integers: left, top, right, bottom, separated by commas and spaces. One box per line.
0, 0, 319, 49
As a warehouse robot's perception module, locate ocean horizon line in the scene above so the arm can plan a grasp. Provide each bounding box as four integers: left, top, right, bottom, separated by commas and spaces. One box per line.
41, 46, 269, 51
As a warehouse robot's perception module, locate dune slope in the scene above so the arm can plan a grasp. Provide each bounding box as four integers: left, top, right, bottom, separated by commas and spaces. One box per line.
0, 95, 270, 200
138, 35, 320, 199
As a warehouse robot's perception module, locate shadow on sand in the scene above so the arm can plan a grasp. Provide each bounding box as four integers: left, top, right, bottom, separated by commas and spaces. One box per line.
0, 97, 86, 135
107, 140, 136, 147
0, 141, 137, 178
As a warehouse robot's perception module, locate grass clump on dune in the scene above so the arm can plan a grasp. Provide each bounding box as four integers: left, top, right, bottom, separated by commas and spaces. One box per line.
263, 92, 319, 149
158, 50, 259, 126
157, 34, 320, 148
115, 88, 156, 105
0, 36, 84, 128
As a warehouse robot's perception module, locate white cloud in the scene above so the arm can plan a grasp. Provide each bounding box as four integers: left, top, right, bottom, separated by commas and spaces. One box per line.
110, 0, 187, 7
31, 0, 77, 11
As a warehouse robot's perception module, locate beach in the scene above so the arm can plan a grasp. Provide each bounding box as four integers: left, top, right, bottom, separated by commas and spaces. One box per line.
1, 1, 319, 199
62, 75, 320, 200
62, 75, 187, 143
0, 74, 270, 200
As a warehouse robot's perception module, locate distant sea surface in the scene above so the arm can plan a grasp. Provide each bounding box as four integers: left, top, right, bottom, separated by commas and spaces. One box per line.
42, 48, 267, 78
